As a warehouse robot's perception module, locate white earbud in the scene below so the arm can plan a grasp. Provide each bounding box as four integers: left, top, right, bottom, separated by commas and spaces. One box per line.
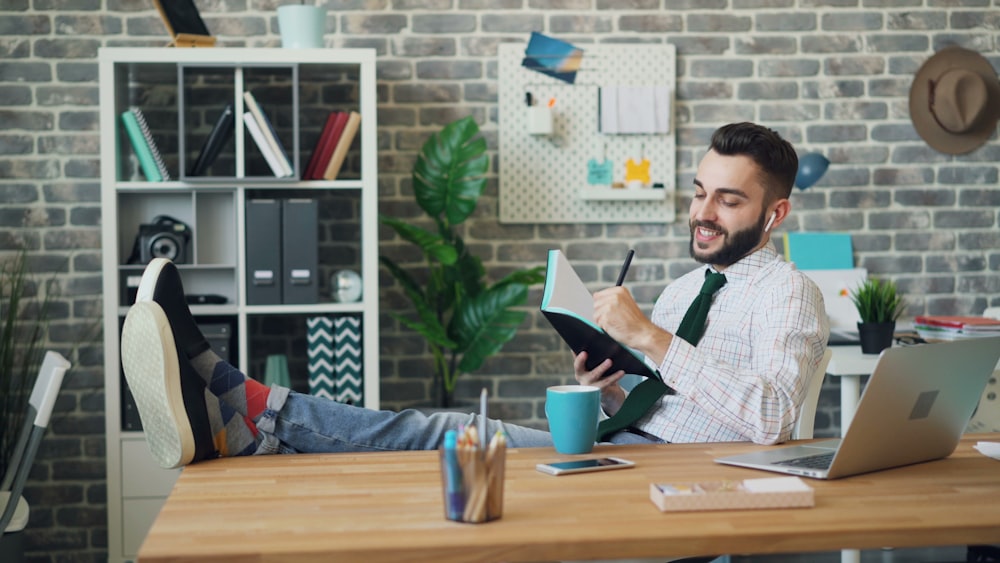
763, 211, 776, 232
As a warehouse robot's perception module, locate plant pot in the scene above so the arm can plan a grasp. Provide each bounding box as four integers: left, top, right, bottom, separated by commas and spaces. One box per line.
857, 321, 894, 354
277, 5, 326, 48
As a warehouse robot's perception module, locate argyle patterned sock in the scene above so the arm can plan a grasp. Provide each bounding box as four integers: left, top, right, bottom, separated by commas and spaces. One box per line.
204, 389, 258, 457
190, 349, 270, 423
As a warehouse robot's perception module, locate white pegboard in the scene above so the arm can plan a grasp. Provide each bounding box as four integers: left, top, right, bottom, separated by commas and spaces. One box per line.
498, 42, 676, 224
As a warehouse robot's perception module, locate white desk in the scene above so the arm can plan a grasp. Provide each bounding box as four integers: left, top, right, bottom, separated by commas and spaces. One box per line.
826, 346, 881, 434
825, 344, 1000, 563
825, 346, 882, 563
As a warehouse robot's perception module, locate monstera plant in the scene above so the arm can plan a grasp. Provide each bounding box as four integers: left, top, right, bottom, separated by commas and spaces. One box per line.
380, 116, 545, 407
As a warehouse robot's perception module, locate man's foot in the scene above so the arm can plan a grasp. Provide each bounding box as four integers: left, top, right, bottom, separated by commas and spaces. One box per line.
135, 258, 210, 359
122, 301, 217, 468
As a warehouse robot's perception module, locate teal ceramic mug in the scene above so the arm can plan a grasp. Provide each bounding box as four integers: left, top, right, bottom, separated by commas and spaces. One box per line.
545, 385, 600, 454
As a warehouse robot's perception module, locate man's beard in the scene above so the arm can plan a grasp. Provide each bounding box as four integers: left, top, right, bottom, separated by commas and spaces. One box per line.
689, 211, 767, 267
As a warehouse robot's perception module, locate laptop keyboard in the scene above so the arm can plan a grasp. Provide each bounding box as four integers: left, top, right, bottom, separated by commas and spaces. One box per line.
774, 452, 835, 470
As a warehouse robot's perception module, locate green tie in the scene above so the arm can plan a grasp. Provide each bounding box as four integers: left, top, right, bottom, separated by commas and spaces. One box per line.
596, 270, 727, 441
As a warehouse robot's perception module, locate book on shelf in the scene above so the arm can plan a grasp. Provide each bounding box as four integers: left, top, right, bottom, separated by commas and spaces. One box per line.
188, 102, 235, 176
120, 108, 170, 182
304, 111, 348, 180
540, 249, 660, 380
321, 111, 361, 180
913, 315, 1000, 330
243, 112, 292, 178
913, 315, 1000, 339
242, 91, 293, 177
783, 232, 854, 270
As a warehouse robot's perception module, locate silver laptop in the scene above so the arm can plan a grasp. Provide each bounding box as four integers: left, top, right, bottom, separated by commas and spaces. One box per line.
715, 336, 1000, 479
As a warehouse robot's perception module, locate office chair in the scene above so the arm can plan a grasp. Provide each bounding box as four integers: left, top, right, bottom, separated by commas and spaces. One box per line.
792, 348, 832, 440
1, 351, 71, 561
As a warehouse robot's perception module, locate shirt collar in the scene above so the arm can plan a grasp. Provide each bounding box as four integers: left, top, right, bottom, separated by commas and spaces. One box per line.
704, 241, 779, 283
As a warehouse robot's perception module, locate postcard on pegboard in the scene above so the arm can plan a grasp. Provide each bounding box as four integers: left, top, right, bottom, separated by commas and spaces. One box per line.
521, 32, 583, 84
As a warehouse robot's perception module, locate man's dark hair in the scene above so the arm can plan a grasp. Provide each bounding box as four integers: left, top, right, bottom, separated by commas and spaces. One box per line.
709, 122, 798, 201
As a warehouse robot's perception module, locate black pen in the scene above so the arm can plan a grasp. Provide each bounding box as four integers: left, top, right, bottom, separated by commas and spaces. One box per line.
615, 249, 635, 286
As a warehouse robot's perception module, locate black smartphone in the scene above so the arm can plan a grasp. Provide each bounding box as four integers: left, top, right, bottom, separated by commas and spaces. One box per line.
535, 457, 635, 476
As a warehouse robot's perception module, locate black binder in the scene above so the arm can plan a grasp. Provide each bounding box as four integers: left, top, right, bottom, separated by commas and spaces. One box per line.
245, 199, 283, 305
189, 103, 235, 176
281, 198, 319, 304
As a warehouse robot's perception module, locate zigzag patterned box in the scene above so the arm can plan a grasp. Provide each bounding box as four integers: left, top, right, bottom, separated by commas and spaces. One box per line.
307, 315, 362, 404
334, 316, 362, 404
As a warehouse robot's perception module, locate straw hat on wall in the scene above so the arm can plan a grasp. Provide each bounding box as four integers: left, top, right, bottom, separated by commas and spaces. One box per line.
909, 45, 1000, 155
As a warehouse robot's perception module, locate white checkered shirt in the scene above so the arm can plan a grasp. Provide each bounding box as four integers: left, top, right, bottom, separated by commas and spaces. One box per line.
633, 243, 829, 445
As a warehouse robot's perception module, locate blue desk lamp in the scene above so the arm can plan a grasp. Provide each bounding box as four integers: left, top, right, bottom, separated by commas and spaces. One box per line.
795, 152, 829, 190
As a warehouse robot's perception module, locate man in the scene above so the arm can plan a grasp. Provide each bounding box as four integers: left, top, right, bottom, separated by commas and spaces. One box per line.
121, 121, 828, 469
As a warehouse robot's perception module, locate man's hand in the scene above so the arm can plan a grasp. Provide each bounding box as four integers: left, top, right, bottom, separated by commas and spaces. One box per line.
573, 352, 626, 415
593, 286, 672, 364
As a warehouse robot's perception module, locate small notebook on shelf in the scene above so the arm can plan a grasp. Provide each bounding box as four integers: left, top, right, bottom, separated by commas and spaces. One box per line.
540, 249, 660, 379
243, 91, 293, 177
120, 108, 170, 182
321, 111, 361, 180
243, 112, 292, 178
188, 102, 235, 177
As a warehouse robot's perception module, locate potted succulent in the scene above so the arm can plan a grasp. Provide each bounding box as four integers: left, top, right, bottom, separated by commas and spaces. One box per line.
0, 248, 53, 480
380, 116, 545, 407
849, 277, 906, 354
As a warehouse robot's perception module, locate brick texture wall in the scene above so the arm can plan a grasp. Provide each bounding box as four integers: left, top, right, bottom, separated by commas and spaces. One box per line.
2, 1, 999, 560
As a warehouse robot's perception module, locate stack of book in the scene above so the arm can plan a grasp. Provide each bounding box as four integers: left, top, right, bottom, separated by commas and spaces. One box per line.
243, 91, 293, 178
120, 107, 170, 182
913, 315, 1000, 341
302, 110, 361, 180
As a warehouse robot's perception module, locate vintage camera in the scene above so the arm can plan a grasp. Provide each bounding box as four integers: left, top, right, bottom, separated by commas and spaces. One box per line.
129, 215, 192, 265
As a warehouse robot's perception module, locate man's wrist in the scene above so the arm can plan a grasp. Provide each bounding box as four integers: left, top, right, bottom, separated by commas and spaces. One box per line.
635, 328, 672, 366
601, 386, 626, 416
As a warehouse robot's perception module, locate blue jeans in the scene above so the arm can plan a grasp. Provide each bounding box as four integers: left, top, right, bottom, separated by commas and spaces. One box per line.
254, 386, 659, 454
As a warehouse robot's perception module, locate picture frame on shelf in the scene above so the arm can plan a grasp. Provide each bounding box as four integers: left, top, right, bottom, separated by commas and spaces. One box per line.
154, 0, 217, 48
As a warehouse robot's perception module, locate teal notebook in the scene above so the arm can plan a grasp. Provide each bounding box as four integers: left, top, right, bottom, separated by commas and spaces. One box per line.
541, 249, 659, 380
121, 109, 167, 182
783, 232, 854, 270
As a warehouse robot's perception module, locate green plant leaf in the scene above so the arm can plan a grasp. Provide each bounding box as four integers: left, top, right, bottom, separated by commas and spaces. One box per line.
379, 215, 458, 265
849, 278, 905, 323
495, 266, 546, 288
379, 256, 454, 349
452, 282, 530, 377
412, 115, 488, 226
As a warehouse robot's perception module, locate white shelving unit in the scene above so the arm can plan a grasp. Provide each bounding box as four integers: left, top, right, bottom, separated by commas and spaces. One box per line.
99, 47, 379, 563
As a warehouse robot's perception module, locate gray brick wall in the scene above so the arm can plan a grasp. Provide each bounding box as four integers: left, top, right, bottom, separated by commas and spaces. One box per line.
2, 1, 999, 560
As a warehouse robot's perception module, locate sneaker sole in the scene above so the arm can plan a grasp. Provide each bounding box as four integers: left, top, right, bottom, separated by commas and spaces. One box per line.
135, 257, 169, 304
121, 301, 194, 469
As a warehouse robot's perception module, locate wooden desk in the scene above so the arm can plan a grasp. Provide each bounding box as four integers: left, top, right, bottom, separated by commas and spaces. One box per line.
140, 434, 1000, 563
